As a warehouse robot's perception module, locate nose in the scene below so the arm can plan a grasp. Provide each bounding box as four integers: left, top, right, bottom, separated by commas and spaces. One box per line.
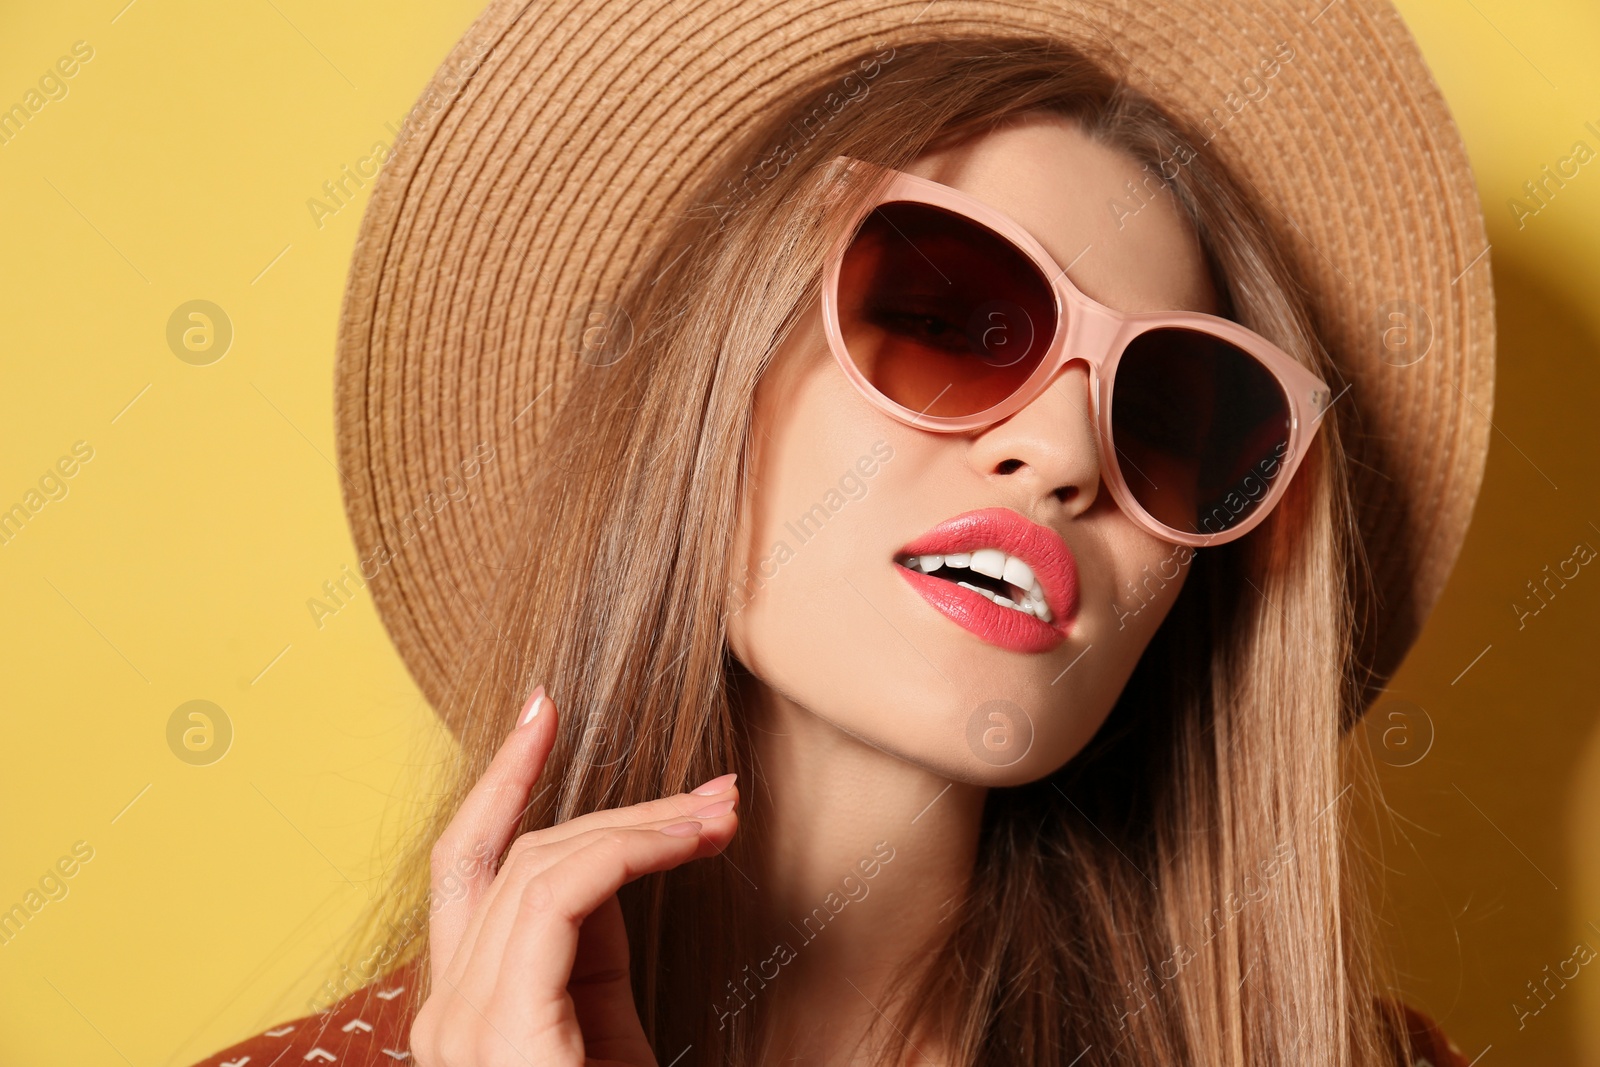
967, 362, 1102, 517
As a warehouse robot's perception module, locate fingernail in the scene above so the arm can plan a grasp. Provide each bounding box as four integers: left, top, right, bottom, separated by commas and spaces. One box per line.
660, 820, 702, 837
691, 798, 736, 819
518, 685, 547, 728
691, 772, 737, 796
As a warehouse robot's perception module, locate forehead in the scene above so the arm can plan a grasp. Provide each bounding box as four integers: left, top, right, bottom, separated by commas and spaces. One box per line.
898, 113, 1219, 316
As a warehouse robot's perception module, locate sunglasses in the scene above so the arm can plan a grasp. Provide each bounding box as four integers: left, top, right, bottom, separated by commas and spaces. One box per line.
819, 157, 1336, 547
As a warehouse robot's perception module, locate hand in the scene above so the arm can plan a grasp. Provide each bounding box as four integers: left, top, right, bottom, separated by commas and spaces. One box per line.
410, 686, 740, 1066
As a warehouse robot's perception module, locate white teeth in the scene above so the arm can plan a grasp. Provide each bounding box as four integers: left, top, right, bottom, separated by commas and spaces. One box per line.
1002, 555, 1035, 591
906, 547, 1055, 624
969, 548, 1006, 580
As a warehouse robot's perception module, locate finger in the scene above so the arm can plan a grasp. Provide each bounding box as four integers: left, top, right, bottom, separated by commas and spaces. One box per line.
503, 773, 737, 860
442, 776, 738, 988
446, 806, 738, 1000
429, 684, 557, 985
496, 822, 723, 1001
513, 798, 740, 884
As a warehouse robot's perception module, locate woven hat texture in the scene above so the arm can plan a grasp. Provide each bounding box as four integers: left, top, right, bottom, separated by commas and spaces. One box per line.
333, 0, 1495, 735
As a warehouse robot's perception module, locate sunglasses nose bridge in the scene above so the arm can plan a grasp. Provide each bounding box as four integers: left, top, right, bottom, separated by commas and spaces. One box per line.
1052, 299, 1123, 386
1043, 302, 1130, 498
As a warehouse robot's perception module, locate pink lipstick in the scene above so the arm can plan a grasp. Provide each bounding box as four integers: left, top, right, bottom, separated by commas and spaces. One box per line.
893, 507, 1079, 654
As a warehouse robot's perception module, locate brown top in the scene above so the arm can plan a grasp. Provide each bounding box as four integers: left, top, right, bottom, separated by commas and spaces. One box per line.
186, 956, 1471, 1066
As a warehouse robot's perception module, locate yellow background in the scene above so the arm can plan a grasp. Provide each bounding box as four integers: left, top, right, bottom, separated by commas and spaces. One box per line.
0, 2, 1597, 1064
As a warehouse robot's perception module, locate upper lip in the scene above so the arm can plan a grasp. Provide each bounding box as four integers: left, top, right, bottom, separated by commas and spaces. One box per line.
895, 507, 1080, 626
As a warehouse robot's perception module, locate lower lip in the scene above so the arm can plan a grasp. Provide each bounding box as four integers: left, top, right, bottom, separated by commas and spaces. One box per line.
894, 564, 1067, 653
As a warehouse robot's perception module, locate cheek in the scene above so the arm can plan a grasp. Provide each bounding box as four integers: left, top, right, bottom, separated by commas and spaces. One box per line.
725, 325, 894, 673
1105, 539, 1194, 635
726, 324, 964, 759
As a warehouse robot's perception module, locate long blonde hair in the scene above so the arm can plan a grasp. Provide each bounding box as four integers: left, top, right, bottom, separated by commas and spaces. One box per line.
331, 33, 1411, 1066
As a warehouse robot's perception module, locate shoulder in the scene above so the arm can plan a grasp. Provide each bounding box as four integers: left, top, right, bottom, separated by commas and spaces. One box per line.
1382, 997, 1471, 1067
183, 958, 422, 1067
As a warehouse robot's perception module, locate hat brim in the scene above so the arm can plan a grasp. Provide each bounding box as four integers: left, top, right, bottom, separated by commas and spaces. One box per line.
334, 0, 1495, 736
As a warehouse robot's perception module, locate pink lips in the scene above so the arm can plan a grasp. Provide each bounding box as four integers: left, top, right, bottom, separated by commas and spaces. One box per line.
894, 507, 1080, 654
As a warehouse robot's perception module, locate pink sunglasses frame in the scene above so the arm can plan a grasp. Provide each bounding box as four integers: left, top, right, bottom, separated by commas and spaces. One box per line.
818, 156, 1337, 548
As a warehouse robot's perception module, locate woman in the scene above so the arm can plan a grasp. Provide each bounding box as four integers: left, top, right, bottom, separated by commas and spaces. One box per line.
190, 1, 1493, 1064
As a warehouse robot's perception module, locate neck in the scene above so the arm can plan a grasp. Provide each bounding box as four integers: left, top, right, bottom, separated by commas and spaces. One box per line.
734, 669, 986, 1065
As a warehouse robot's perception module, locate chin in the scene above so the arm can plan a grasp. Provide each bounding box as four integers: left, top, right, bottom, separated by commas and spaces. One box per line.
838, 666, 1110, 788
729, 570, 1122, 789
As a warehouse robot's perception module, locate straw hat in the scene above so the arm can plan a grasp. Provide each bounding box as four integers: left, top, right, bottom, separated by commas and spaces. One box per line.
333, 0, 1495, 736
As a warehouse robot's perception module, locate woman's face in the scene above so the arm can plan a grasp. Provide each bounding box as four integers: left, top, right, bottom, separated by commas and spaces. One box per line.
727, 113, 1217, 786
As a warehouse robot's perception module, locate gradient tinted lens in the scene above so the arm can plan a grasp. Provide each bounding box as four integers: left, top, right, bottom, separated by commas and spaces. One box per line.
837, 201, 1056, 417
1111, 327, 1292, 537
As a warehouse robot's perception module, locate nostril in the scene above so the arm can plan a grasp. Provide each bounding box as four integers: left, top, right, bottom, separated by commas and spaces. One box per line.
1053, 485, 1078, 504
995, 458, 1024, 475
